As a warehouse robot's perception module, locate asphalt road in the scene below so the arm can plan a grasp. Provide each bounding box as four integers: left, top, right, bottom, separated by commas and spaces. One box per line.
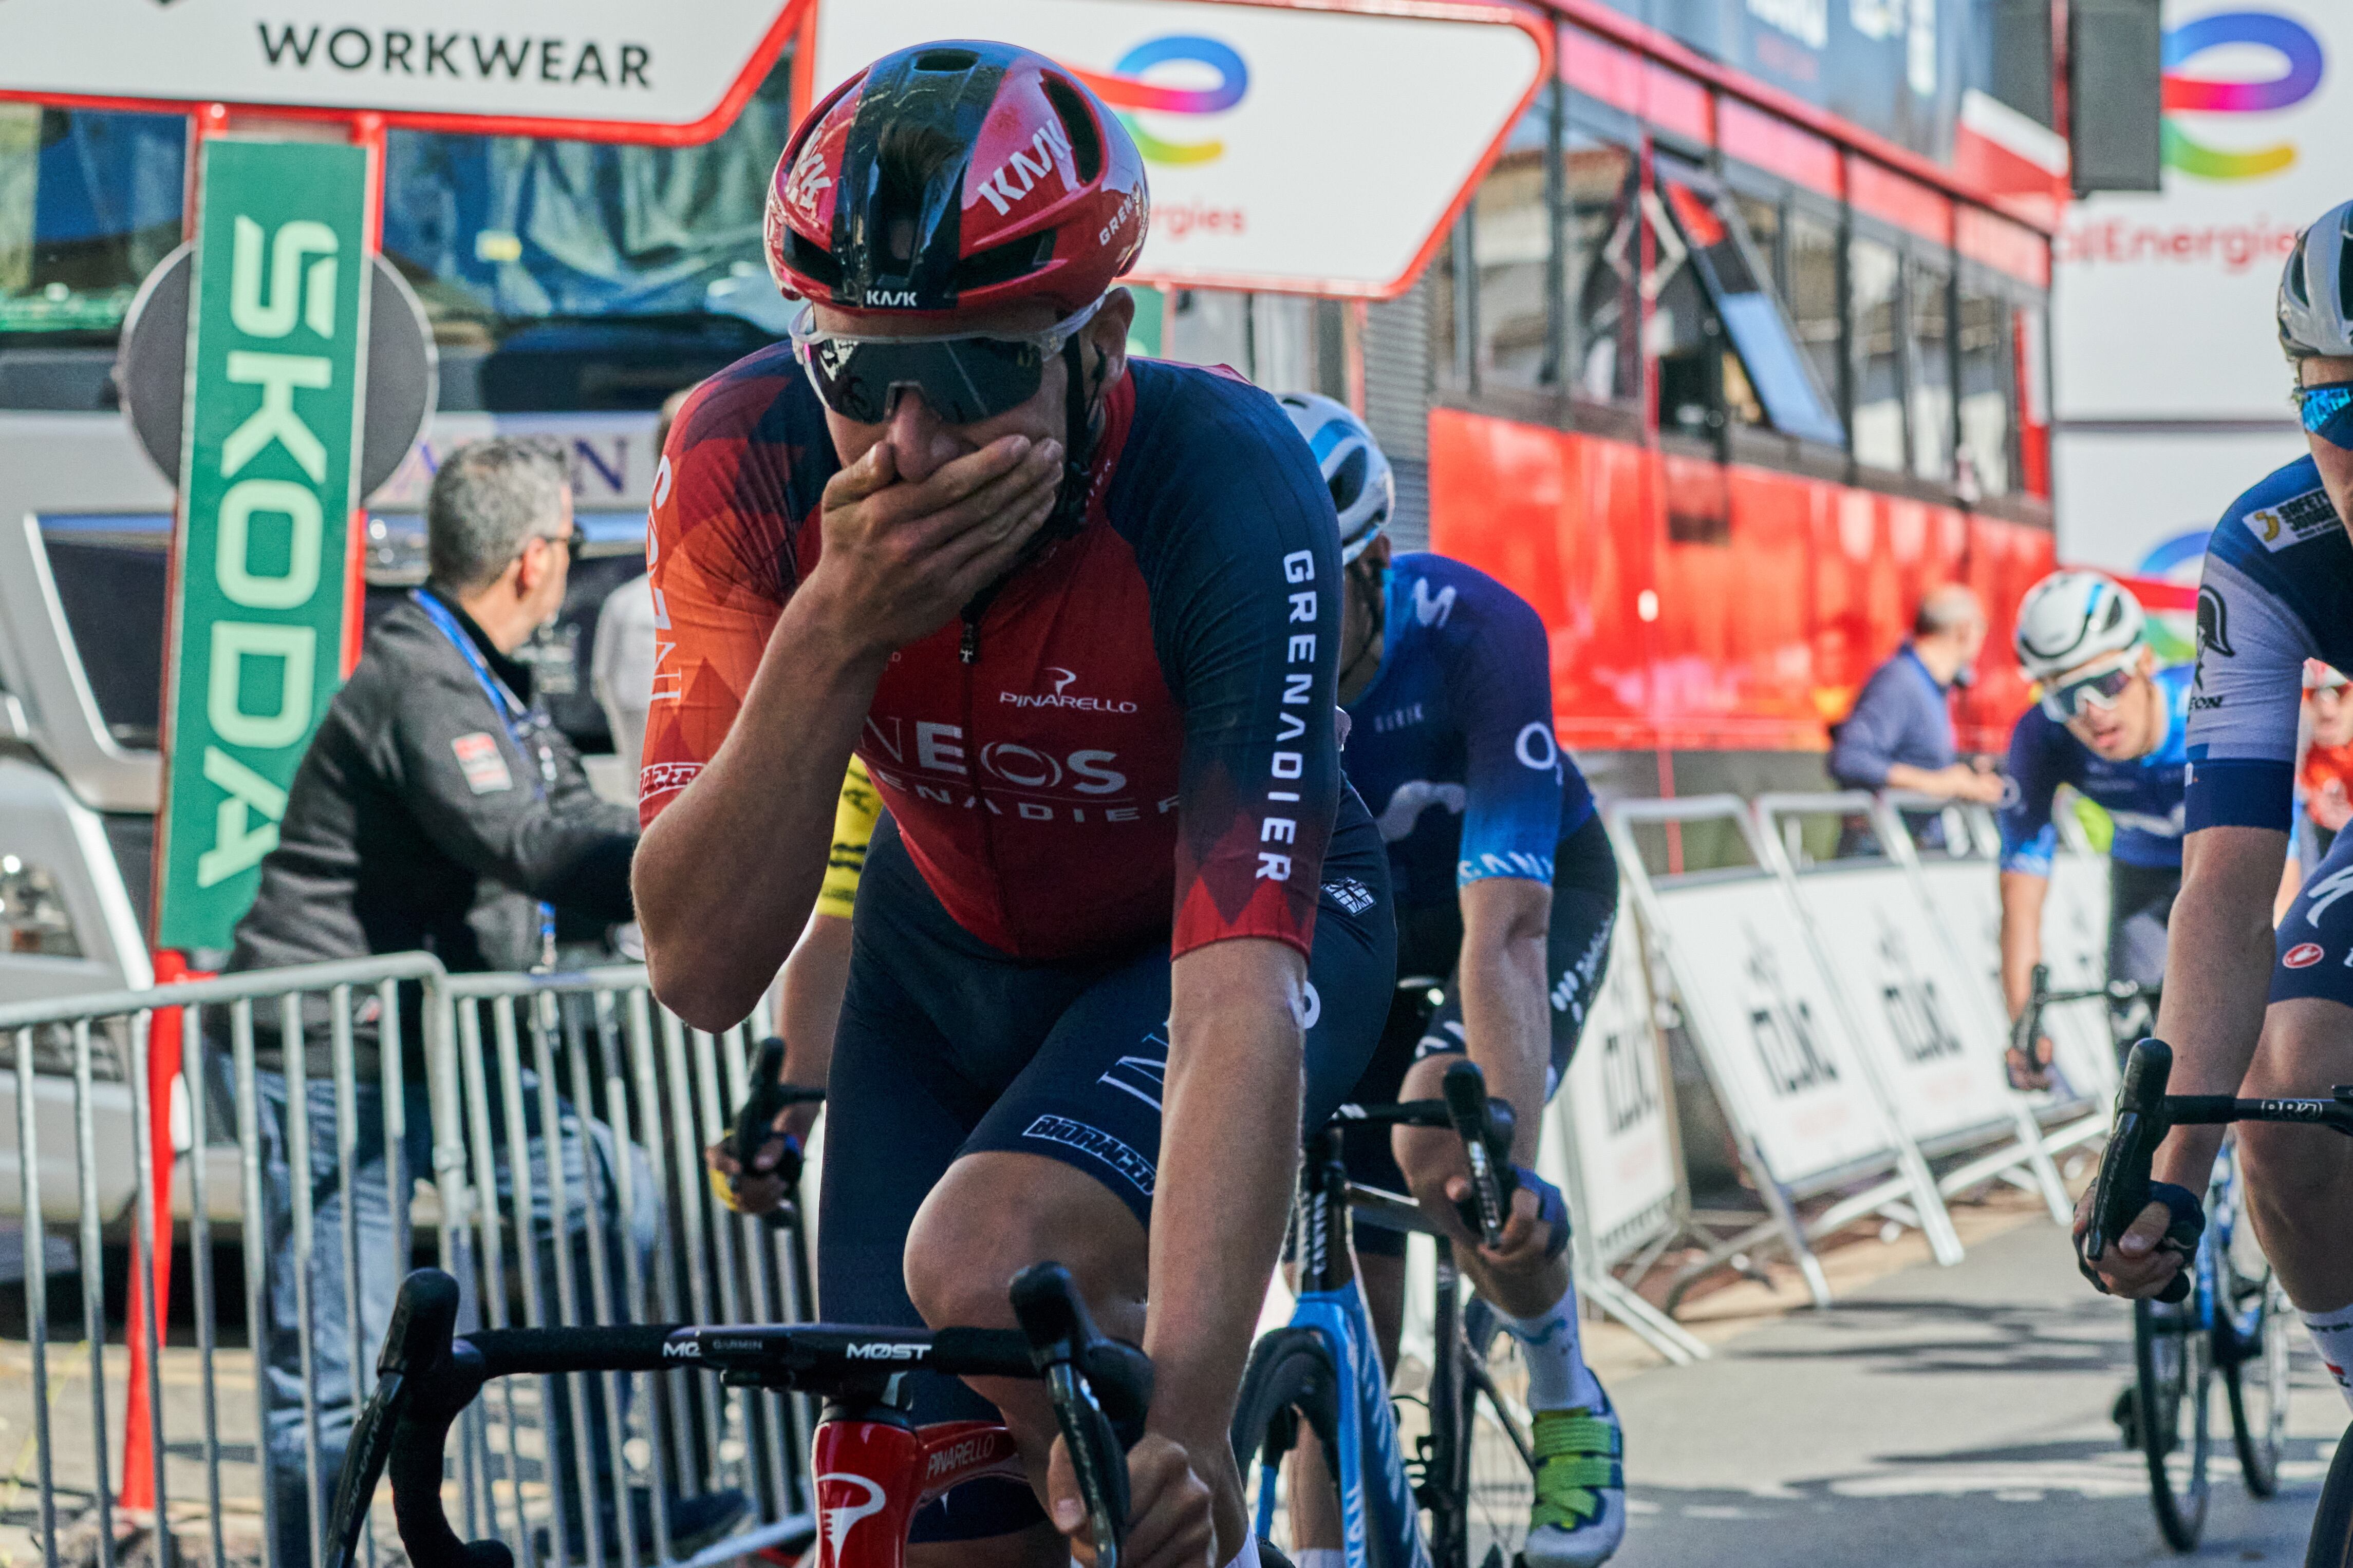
1609, 1218, 2349, 1567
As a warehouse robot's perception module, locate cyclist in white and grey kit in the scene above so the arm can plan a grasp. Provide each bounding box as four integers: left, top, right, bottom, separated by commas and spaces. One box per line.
2079, 200, 2353, 1408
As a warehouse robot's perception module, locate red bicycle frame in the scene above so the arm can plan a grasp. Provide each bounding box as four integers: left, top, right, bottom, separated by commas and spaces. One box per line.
810, 1418, 1028, 1568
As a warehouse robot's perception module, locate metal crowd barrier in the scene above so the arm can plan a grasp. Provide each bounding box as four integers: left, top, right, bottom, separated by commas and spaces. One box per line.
0, 957, 815, 1568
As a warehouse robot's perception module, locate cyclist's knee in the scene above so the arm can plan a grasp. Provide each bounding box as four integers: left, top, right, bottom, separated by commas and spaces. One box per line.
2238, 999, 2353, 1199
903, 1150, 1148, 1342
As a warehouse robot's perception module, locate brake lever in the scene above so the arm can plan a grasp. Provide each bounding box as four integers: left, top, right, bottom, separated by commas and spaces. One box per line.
1442, 1060, 1515, 1249
2086, 1039, 2192, 1305
1011, 1262, 1149, 1568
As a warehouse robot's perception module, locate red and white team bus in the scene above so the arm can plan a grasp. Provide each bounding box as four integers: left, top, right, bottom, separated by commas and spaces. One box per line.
1381, 0, 2071, 804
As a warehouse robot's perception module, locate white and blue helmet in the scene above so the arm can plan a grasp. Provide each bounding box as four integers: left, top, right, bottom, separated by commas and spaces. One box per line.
1277, 391, 1393, 564
2013, 569, 2145, 683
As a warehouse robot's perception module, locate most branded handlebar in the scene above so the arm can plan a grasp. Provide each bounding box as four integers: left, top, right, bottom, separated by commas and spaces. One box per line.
2087, 1037, 2353, 1305
327, 1262, 1151, 1568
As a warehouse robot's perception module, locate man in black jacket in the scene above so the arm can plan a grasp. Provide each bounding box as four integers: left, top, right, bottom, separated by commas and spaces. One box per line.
222, 438, 743, 1566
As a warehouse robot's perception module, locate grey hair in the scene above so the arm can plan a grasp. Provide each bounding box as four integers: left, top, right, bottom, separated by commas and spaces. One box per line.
1913, 584, 1984, 638
425, 438, 571, 593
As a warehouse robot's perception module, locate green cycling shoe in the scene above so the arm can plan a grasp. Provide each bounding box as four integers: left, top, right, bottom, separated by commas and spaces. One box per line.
1523, 1393, 1626, 1568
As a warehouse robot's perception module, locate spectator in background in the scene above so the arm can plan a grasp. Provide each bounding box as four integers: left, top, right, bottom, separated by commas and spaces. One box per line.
1828, 584, 2006, 810
2285, 661, 2353, 906
220, 438, 746, 1567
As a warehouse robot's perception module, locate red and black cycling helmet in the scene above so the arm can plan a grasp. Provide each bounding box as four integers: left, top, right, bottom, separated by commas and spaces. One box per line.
766, 40, 1149, 319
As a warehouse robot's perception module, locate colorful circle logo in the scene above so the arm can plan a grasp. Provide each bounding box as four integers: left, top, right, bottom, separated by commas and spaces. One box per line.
2162, 10, 2325, 180
1074, 36, 1249, 166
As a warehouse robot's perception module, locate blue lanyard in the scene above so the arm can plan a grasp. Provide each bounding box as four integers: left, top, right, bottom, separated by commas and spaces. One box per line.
412, 589, 558, 968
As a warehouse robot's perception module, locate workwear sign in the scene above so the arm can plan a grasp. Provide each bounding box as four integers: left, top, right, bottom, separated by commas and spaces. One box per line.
0, 0, 802, 140
156, 139, 368, 950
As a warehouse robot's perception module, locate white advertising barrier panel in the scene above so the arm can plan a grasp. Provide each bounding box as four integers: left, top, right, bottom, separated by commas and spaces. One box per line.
1546, 901, 1678, 1268
2044, 849, 2123, 1099
810, 0, 1547, 297
0, 0, 798, 137
1775, 863, 2025, 1153
1644, 874, 1899, 1187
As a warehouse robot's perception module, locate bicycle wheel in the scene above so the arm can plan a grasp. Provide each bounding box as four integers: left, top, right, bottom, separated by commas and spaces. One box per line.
2305, 1429, 2353, 1568
1231, 1327, 1343, 1561
2135, 1294, 2215, 1551
2221, 1259, 2292, 1498
1452, 1301, 1537, 1568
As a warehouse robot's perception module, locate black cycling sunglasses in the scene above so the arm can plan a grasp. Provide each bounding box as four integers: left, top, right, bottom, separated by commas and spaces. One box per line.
788, 298, 1102, 426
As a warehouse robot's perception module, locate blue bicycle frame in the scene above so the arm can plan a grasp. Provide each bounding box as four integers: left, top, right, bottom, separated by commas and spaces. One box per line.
1251, 1280, 1433, 1568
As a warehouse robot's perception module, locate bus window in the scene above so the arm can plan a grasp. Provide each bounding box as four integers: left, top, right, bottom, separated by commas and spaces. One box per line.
1786, 210, 1844, 423
0, 107, 185, 337
1471, 92, 1557, 391
1909, 256, 1954, 483
1956, 279, 2013, 497
1850, 234, 1907, 471
381, 55, 796, 342
1646, 188, 1712, 439
1564, 123, 1637, 407
1654, 167, 1843, 448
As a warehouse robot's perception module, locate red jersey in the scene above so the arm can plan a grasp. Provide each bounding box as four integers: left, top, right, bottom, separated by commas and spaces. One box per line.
638, 350, 1366, 961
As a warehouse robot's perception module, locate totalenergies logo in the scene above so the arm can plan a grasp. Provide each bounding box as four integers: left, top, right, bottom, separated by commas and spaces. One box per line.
2162, 10, 2324, 180
1072, 36, 1248, 166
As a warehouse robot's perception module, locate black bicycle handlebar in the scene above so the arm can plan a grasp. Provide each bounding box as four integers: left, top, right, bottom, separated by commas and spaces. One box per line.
328, 1263, 1150, 1568
1328, 1063, 1520, 1248
2088, 1038, 2353, 1306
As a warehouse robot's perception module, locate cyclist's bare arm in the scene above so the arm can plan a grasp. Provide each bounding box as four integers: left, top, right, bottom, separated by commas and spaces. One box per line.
1997, 869, 2049, 1019
1405, 877, 1561, 1276
1153, 936, 1314, 1559
1455, 876, 1551, 1166
637, 435, 1060, 1027
2082, 825, 2287, 1296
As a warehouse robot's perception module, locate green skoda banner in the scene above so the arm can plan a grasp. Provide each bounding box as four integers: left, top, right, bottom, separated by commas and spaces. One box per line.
156, 138, 371, 950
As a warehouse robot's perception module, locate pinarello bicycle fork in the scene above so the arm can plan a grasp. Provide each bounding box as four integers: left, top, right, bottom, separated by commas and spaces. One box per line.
810, 1411, 1030, 1568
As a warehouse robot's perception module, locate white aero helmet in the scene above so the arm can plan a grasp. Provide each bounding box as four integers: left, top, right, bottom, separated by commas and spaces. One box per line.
2013, 570, 2146, 683
2279, 200, 2353, 360
1277, 391, 1393, 564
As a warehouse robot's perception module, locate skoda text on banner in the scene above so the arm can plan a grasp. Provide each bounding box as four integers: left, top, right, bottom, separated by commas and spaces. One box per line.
155, 139, 370, 951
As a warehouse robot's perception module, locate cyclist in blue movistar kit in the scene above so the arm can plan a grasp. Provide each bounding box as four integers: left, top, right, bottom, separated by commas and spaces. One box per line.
1279, 394, 1624, 1568
2080, 201, 2353, 1413
1996, 572, 2190, 1087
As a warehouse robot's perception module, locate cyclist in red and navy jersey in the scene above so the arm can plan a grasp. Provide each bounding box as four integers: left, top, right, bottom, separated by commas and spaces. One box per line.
630, 42, 1393, 1568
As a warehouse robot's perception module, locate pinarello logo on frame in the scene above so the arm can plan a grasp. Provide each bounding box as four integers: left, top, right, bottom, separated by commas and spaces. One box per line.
2162, 11, 2325, 180
1072, 36, 1248, 166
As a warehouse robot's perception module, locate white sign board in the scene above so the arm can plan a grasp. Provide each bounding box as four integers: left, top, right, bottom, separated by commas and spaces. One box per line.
1786, 865, 2021, 1150
1648, 877, 1898, 1189
2053, 1, 2338, 570
810, 0, 1545, 297
0, 0, 797, 137
1547, 904, 1678, 1266
2042, 851, 2123, 1100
